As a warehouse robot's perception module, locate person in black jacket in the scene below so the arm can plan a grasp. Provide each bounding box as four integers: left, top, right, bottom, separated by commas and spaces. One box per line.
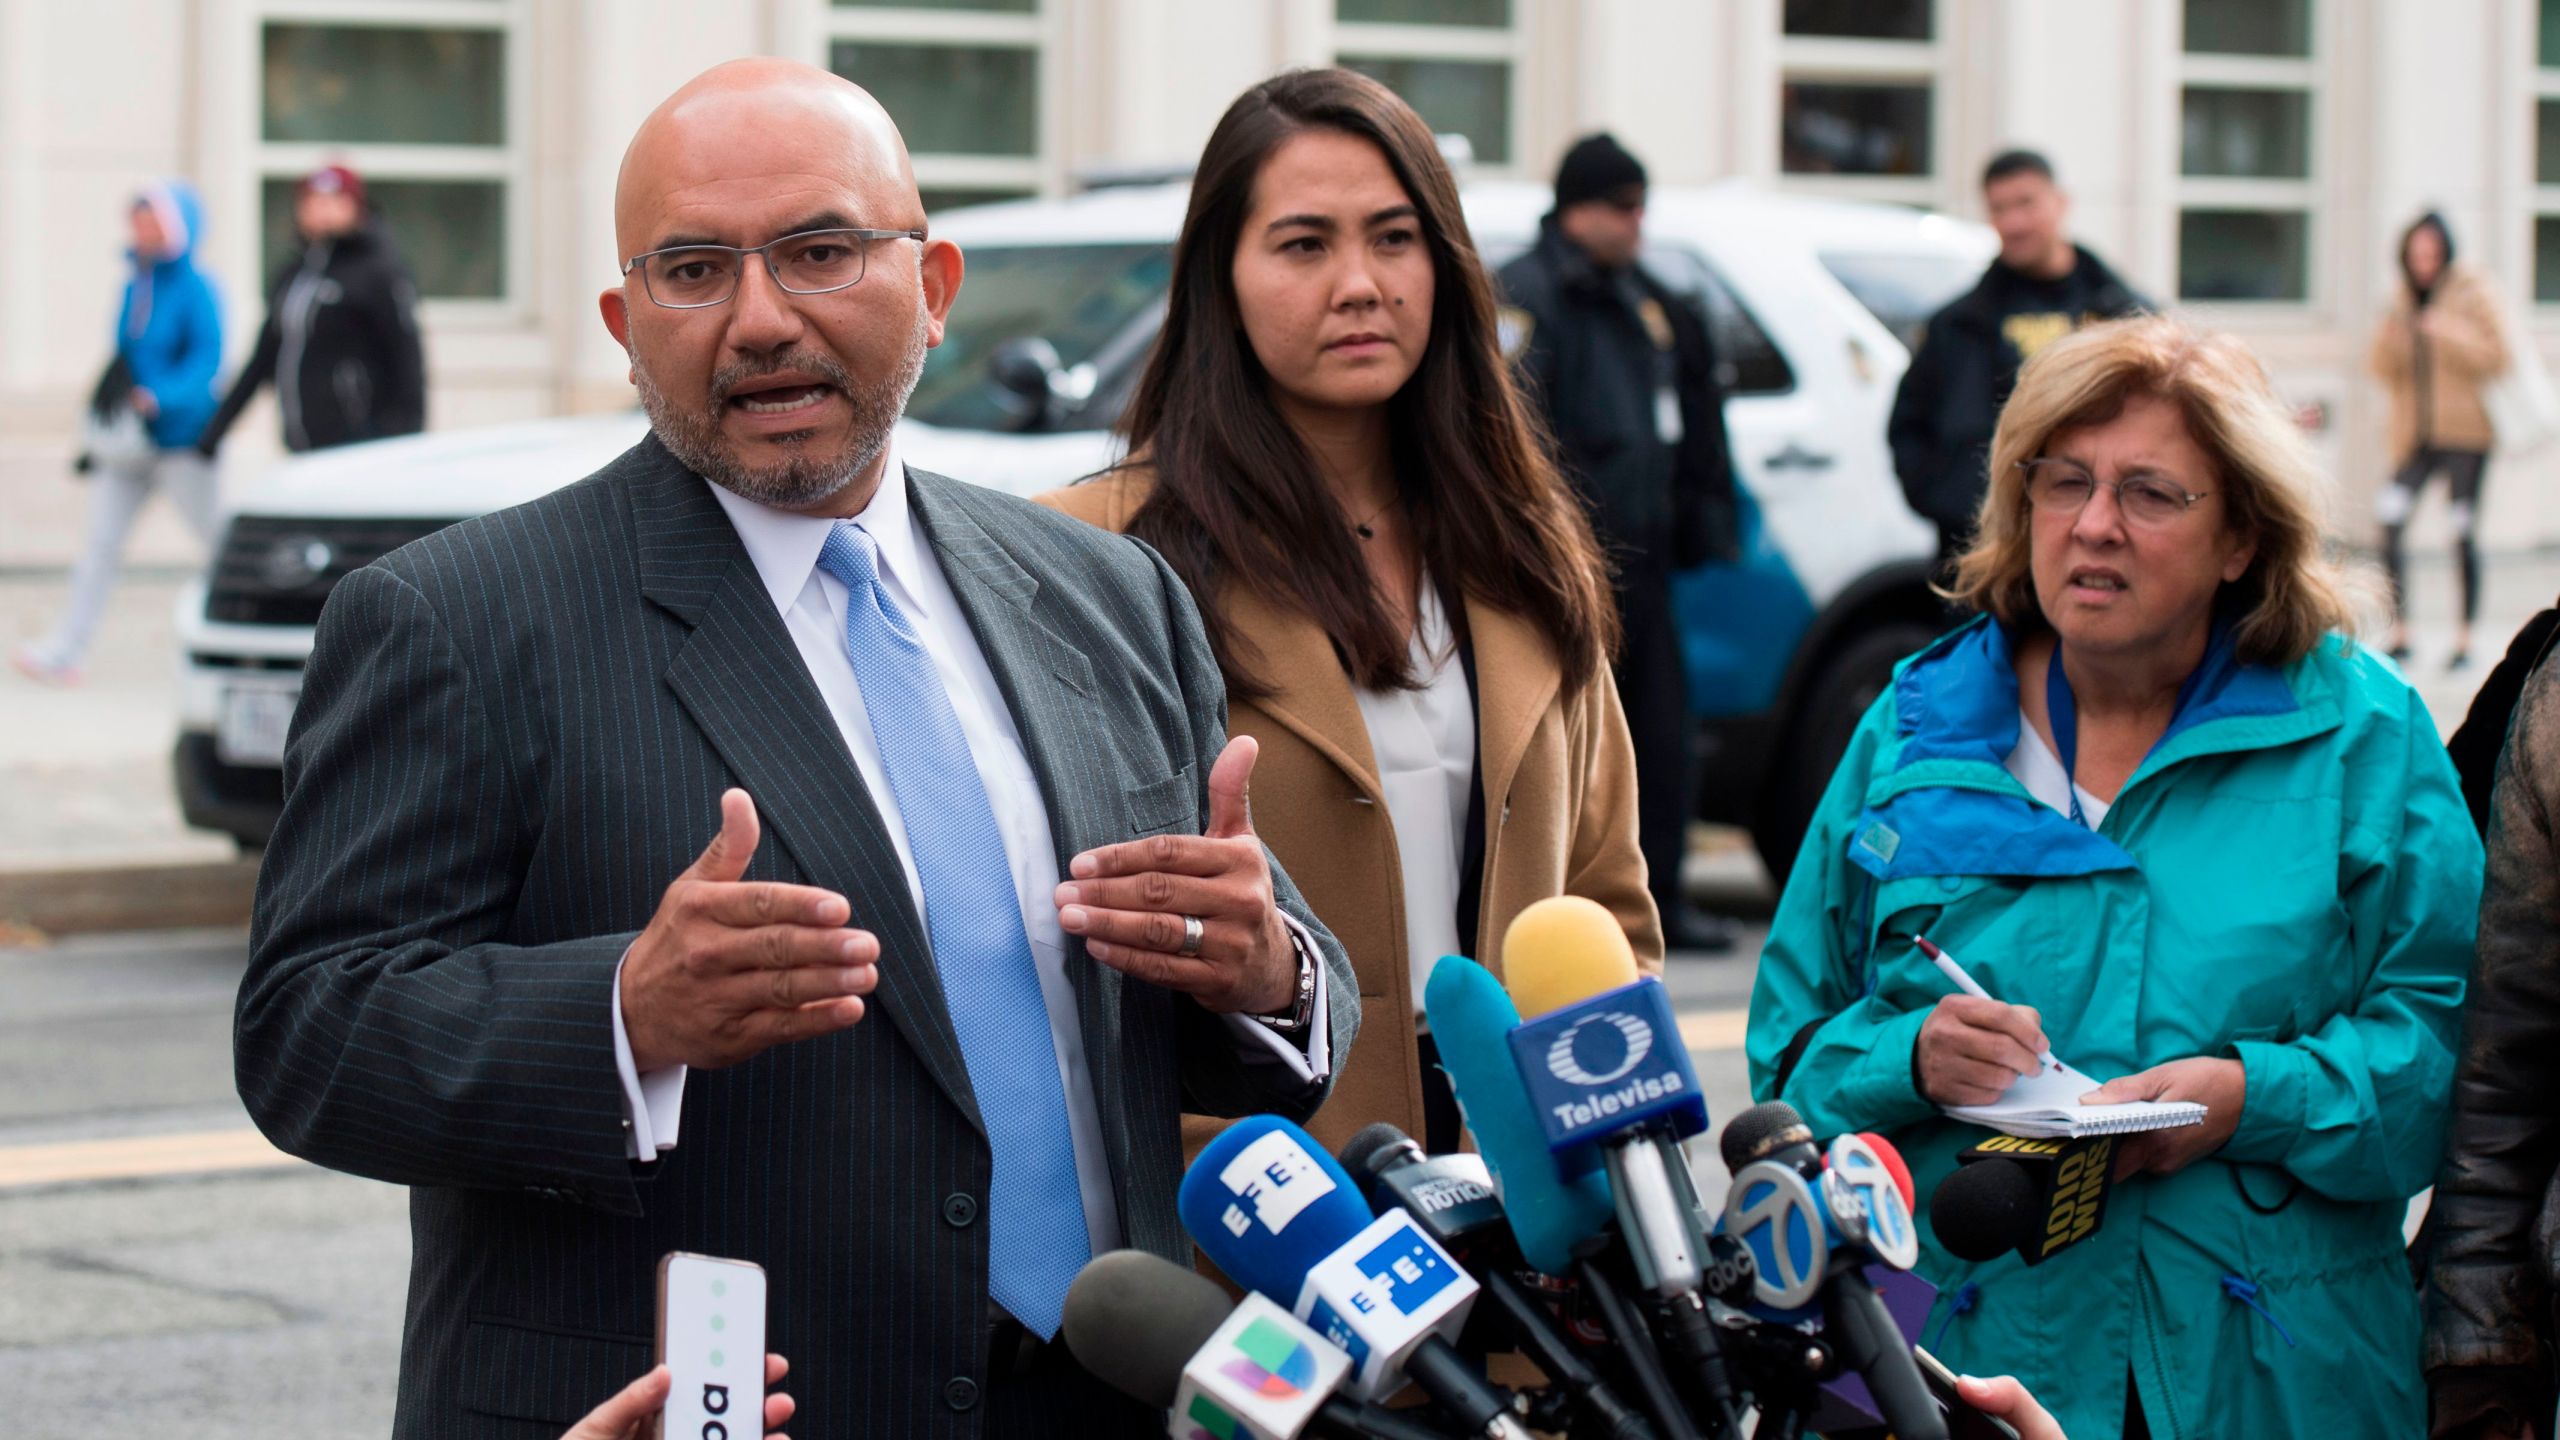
198, 164, 425, 456
1890, 149, 2148, 582
1498, 132, 1740, 953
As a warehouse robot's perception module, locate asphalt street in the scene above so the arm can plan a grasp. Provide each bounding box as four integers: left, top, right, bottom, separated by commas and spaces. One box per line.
0, 925, 1766, 1437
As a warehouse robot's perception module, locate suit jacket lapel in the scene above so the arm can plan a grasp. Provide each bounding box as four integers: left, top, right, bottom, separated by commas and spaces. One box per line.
1465, 596, 1562, 830
628, 441, 983, 1134
902, 471, 1131, 1137
1220, 581, 1381, 794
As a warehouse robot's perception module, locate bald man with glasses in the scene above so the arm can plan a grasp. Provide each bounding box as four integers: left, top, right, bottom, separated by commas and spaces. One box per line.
237, 59, 1355, 1439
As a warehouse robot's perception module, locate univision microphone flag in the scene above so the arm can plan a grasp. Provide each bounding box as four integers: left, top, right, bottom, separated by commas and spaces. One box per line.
1169, 1292, 1350, 1440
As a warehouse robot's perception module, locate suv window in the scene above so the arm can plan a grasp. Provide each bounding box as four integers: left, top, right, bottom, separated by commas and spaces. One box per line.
1818, 249, 1981, 353
906, 242, 1172, 432
1642, 245, 1794, 396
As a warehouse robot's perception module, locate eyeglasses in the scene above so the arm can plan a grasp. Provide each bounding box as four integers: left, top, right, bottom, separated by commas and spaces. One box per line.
2018, 458, 2212, 527
620, 226, 928, 309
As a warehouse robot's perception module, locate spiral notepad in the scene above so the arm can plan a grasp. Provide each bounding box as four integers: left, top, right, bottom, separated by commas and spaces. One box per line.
1943, 1057, 2207, 1139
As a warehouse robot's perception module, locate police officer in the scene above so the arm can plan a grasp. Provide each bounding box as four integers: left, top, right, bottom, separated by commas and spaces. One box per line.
1890, 149, 2148, 586
1500, 133, 1739, 954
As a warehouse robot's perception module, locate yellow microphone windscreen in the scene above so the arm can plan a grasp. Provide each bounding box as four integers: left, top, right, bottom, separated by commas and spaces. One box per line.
1501, 895, 1638, 1019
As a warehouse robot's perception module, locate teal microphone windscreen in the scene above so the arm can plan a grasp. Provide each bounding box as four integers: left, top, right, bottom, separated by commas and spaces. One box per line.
1424, 955, 1615, 1275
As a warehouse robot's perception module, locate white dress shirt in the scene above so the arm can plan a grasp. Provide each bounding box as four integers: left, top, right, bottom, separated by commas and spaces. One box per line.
610, 442, 1326, 1255
2005, 709, 2111, 830
1351, 582, 1476, 1021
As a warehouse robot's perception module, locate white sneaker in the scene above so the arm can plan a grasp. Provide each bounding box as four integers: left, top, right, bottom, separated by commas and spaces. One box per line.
10, 644, 77, 687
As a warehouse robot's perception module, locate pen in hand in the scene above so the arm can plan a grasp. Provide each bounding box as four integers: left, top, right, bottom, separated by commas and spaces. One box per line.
1916, 935, 2056, 1072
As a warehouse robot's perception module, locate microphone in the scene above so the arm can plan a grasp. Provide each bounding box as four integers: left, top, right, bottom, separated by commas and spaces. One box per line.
1061, 1250, 1457, 1440
1420, 954, 1616, 1277
1178, 1116, 1532, 1439
1715, 1105, 1941, 1440
1929, 1134, 2118, 1266
1497, 898, 1742, 1437
1340, 1123, 1659, 1440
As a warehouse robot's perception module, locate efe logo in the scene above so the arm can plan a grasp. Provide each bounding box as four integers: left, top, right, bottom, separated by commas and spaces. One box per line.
1543, 1010, 1654, 1086
1216, 1131, 1337, 1238
1352, 1230, 1458, 1316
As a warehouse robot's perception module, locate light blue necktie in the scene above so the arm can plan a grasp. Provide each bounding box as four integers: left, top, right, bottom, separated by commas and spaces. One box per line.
816, 520, 1090, 1339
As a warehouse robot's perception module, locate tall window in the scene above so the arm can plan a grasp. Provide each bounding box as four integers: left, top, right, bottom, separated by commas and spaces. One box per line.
2176, 0, 2318, 303
1777, 0, 1940, 204
2536, 0, 2560, 302
825, 0, 1049, 215
1333, 0, 1521, 169
255, 1, 525, 306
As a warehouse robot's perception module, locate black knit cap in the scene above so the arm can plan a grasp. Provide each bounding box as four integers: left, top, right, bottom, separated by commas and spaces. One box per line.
1553, 132, 1647, 209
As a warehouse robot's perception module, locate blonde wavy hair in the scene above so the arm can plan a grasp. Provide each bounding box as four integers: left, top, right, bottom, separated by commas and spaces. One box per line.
1944, 314, 2376, 666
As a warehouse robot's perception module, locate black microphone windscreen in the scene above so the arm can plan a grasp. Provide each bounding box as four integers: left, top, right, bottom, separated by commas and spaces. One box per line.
1060, 1250, 1233, 1409
1337, 1122, 1420, 1187
1928, 1157, 2042, 1262
1719, 1100, 1816, 1176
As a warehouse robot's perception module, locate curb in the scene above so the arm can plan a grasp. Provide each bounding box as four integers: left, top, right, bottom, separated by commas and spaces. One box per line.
0, 857, 260, 937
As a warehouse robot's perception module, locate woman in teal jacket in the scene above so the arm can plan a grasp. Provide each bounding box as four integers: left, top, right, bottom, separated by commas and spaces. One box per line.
1748, 316, 2477, 1439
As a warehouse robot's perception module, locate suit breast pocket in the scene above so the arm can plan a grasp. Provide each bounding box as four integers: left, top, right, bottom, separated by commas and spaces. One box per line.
1125, 764, 1196, 836
459, 1315, 652, 1426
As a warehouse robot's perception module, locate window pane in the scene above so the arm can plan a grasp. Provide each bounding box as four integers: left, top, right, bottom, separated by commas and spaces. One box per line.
907, 243, 1173, 431
2545, 0, 2560, 69
1781, 82, 1933, 176
262, 177, 505, 300
1783, 0, 1931, 41
2181, 87, 2310, 178
1340, 54, 1510, 164
922, 187, 1034, 217
2542, 101, 2560, 185
2538, 216, 2560, 303
829, 42, 1037, 156
2183, 0, 2311, 56
1642, 245, 1794, 396
262, 24, 504, 146
2178, 209, 2307, 302
1819, 250, 1983, 353
835, 0, 1034, 9
1338, 0, 1511, 24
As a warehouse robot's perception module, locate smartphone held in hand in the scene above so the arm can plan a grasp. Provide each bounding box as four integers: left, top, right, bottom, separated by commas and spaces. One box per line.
654, 1252, 767, 1440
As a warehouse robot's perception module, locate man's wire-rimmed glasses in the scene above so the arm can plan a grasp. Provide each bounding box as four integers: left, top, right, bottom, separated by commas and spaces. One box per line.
620, 227, 928, 309
2018, 458, 2213, 528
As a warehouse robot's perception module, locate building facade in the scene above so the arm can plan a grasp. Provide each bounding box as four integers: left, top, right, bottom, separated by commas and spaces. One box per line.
6, 0, 2557, 544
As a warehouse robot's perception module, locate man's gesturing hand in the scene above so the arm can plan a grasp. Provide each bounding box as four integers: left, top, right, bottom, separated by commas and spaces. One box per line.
621, 790, 879, 1072
1055, 736, 1297, 1016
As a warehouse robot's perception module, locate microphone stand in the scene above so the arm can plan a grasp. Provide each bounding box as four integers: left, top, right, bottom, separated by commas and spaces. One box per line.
1574, 1254, 1706, 1440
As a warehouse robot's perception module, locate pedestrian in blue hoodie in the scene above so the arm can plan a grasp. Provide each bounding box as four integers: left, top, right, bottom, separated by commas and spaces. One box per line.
16, 180, 225, 684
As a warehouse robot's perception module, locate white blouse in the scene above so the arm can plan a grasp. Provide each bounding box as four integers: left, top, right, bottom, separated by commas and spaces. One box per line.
2005, 708, 2112, 829
1353, 582, 1477, 1021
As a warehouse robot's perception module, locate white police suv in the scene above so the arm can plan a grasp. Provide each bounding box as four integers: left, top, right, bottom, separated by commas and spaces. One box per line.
175, 180, 1990, 880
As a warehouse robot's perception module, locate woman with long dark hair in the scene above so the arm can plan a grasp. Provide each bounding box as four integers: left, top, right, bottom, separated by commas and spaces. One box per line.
1039, 67, 1656, 1160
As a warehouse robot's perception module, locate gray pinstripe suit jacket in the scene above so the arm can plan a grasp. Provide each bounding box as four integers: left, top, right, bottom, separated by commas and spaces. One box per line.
235, 434, 1357, 1438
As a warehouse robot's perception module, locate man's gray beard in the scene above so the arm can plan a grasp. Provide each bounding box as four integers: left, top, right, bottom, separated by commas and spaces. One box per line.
635, 322, 929, 510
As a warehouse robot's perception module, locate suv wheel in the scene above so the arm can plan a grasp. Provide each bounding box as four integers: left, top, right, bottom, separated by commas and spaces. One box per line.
1752, 620, 1941, 885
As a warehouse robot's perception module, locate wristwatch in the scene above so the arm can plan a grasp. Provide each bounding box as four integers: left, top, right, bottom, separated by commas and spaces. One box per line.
1250, 931, 1318, 1041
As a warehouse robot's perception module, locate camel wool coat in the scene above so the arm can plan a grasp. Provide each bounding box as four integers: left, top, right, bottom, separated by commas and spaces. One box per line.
2369, 261, 2509, 458
1036, 470, 1663, 1162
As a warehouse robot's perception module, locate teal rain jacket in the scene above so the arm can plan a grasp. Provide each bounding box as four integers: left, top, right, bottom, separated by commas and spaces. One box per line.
1747, 617, 2477, 1439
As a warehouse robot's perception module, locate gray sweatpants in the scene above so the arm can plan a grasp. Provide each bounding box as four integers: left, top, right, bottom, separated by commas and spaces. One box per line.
28, 448, 219, 668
